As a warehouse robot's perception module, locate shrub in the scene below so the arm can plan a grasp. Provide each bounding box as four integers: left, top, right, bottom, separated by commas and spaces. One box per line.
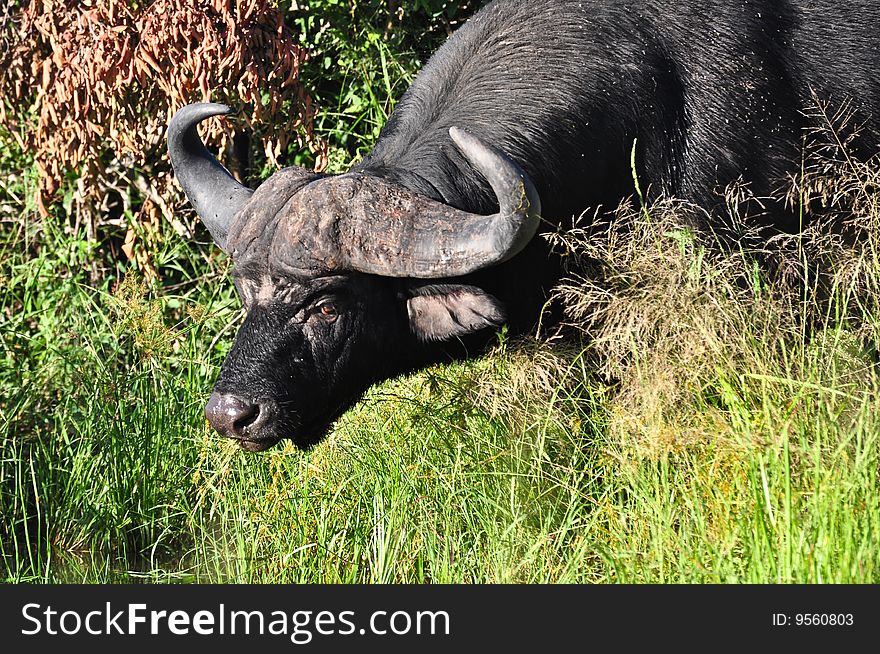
0, 0, 322, 275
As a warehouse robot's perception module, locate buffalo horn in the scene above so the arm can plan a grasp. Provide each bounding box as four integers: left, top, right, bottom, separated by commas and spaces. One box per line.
340, 127, 541, 278
167, 103, 254, 251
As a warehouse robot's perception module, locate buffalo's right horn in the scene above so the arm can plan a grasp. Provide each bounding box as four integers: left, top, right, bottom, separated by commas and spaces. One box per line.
167, 103, 254, 251
333, 127, 542, 278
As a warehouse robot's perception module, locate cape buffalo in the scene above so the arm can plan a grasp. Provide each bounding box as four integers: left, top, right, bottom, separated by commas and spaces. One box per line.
168, 0, 879, 451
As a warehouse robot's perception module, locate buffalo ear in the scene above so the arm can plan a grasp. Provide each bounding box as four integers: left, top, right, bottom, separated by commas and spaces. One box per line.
406, 284, 506, 342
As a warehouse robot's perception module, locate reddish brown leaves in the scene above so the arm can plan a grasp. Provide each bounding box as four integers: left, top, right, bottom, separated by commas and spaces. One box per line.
0, 0, 325, 221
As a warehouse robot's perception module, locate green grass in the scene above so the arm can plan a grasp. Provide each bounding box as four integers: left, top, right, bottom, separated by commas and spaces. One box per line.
2, 191, 879, 583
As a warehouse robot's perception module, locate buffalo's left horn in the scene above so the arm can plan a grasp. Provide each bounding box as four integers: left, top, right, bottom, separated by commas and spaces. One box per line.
167, 103, 254, 251
337, 127, 541, 278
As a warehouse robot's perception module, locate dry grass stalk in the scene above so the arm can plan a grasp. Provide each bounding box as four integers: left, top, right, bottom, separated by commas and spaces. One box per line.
534, 122, 880, 458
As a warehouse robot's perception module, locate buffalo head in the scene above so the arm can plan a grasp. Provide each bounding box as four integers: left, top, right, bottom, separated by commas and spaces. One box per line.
167, 103, 540, 451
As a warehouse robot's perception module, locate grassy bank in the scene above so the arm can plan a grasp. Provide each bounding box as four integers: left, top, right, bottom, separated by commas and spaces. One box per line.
3, 170, 879, 583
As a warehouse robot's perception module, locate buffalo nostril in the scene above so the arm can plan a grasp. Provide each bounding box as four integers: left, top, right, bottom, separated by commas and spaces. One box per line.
205, 393, 263, 439
232, 403, 259, 431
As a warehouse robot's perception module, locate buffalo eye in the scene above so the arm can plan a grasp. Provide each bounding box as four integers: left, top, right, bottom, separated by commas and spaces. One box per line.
312, 300, 339, 323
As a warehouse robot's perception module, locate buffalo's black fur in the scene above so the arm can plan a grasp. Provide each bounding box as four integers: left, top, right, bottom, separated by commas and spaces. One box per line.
354, 0, 880, 331
212, 0, 880, 449
364, 0, 879, 220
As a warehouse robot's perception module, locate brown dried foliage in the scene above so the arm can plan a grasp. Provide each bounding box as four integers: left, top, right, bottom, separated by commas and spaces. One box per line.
0, 0, 325, 263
